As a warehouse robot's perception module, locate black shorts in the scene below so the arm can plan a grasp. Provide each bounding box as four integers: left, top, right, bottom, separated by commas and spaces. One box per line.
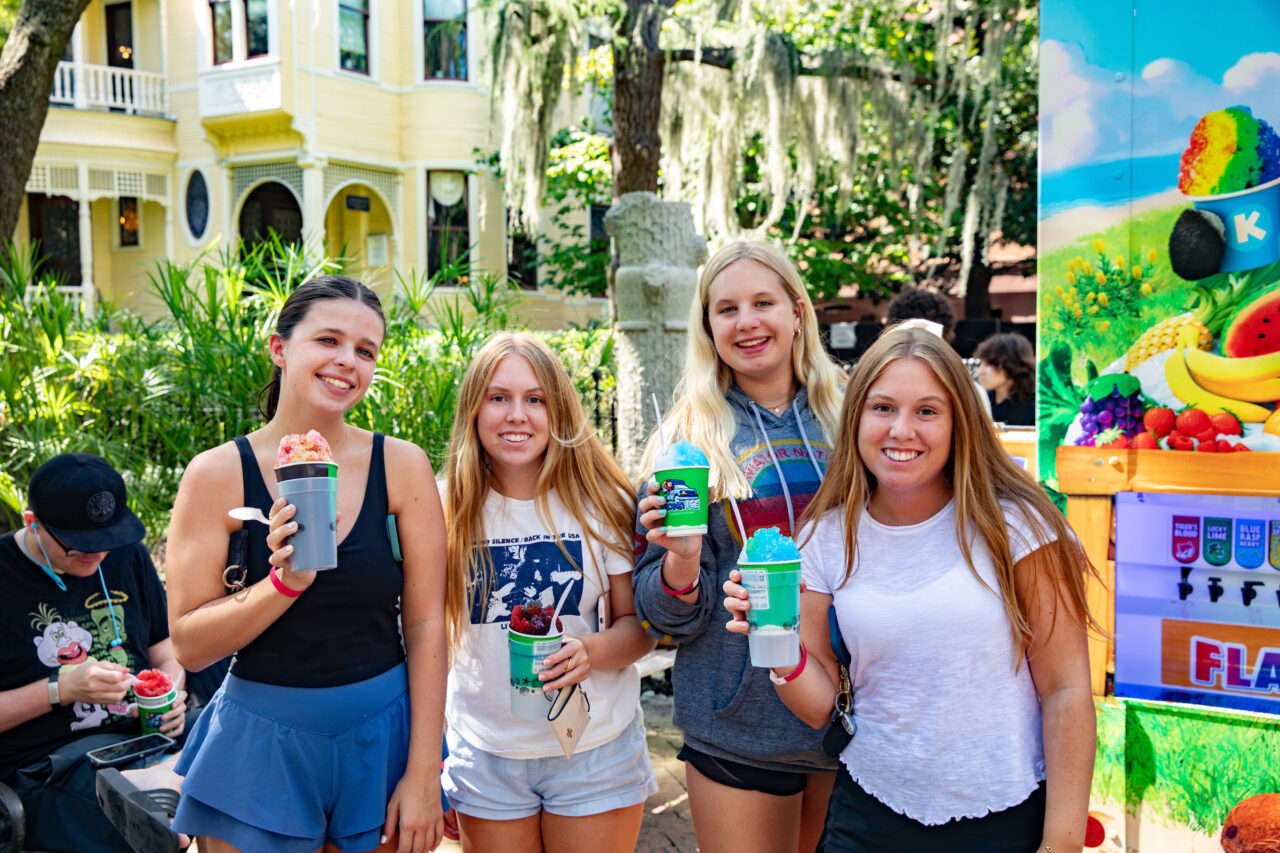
819, 765, 1045, 853
677, 743, 810, 797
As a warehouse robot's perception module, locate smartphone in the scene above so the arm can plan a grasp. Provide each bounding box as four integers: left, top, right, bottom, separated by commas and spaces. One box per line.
86, 733, 176, 768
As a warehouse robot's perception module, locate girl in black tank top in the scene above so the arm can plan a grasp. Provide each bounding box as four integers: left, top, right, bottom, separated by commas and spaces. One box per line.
166, 277, 450, 852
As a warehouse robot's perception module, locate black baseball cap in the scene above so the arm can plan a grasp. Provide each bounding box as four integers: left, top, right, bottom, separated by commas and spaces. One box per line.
27, 454, 145, 552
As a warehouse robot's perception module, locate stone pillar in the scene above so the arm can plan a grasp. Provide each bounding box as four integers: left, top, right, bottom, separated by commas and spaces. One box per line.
605, 192, 707, 477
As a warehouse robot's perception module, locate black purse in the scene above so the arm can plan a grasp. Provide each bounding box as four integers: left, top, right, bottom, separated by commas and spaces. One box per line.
821, 605, 856, 757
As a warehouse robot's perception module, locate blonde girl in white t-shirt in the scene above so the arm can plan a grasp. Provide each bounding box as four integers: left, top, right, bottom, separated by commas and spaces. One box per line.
440, 332, 657, 853
723, 324, 1101, 853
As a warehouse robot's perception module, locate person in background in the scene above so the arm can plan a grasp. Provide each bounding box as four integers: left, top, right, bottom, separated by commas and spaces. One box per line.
440, 332, 656, 853
975, 332, 1037, 427
724, 324, 1098, 852
635, 241, 847, 853
884, 287, 992, 416
0, 453, 187, 853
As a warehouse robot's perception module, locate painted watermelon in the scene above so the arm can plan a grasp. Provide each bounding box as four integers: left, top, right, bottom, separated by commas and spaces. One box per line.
1222, 286, 1280, 357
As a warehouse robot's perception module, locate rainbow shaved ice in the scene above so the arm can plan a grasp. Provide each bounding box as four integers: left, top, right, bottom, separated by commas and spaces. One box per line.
1178, 106, 1280, 196
742, 527, 801, 563
656, 439, 709, 468
276, 430, 333, 466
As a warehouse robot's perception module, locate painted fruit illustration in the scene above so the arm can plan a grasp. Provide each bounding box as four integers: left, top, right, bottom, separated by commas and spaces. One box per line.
1221, 792, 1280, 852
1075, 374, 1143, 446
1223, 285, 1280, 358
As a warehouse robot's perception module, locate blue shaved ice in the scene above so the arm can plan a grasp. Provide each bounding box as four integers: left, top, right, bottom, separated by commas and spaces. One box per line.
742, 527, 800, 562
656, 439, 709, 468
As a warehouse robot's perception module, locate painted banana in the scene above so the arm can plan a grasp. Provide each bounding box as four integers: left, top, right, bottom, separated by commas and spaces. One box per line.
1184, 348, 1280, 384
1194, 374, 1280, 402
1164, 348, 1272, 422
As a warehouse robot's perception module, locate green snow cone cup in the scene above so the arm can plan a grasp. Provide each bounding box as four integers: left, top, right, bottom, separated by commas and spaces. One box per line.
739, 560, 801, 668
654, 465, 711, 537
508, 628, 563, 721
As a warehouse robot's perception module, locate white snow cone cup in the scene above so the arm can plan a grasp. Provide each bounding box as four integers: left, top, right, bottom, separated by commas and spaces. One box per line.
1187, 176, 1280, 272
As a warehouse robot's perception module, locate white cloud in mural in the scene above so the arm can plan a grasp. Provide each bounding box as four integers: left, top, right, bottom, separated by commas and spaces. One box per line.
1041, 43, 1280, 173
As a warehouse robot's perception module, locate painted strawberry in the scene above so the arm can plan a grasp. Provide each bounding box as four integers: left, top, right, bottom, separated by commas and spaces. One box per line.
1216, 439, 1237, 453
1094, 428, 1129, 449
1142, 406, 1176, 438
1169, 432, 1196, 451
1235, 443, 1253, 452
1175, 407, 1213, 435
1196, 438, 1217, 452
1210, 412, 1243, 436
1193, 427, 1218, 445
1130, 432, 1160, 450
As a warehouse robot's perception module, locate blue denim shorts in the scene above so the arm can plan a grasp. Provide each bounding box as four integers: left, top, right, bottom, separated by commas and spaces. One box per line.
441, 712, 657, 820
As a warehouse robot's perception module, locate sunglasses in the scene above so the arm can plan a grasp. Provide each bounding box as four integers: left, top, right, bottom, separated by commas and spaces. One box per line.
43, 525, 89, 556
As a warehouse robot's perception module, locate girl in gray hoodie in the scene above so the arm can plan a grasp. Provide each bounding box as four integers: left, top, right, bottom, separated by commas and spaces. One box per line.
635, 241, 847, 853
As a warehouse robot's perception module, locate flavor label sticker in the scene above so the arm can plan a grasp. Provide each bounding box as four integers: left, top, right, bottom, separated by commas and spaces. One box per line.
1172, 515, 1200, 564
1204, 517, 1233, 567
1270, 520, 1280, 571
1237, 519, 1266, 569
740, 569, 770, 610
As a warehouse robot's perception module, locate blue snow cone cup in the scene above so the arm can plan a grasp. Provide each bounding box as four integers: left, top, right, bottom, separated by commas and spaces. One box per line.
1187, 177, 1280, 272
275, 461, 339, 571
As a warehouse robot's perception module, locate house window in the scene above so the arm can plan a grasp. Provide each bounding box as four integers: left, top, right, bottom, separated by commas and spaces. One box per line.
246, 0, 268, 57
210, 0, 233, 64
339, 0, 369, 73
210, 0, 268, 64
508, 221, 538, 290
426, 171, 468, 277
423, 0, 465, 80
185, 171, 210, 239
118, 197, 140, 247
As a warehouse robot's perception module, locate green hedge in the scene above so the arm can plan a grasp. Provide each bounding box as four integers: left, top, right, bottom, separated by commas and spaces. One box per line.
0, 239, 615, 543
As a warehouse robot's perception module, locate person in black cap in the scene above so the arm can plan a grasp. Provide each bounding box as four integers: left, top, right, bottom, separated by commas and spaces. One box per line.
0, 453, 188, 853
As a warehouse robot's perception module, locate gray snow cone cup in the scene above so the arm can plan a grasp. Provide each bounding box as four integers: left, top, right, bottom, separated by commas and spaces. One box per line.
275, 461, 339, 570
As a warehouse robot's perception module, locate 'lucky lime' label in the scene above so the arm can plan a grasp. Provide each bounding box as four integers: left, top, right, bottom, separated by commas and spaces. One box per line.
1236, 519, 1265, 569
1204, 517, 1232, 567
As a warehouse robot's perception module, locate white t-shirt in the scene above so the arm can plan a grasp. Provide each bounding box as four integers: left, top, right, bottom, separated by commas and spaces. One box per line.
445, 489, 643, 759
802, 499, 1054, 824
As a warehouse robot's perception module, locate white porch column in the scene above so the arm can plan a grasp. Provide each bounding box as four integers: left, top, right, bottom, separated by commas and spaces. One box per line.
301, 159, 326, 259
76, 164, 95, 314
71, 22, 88, 110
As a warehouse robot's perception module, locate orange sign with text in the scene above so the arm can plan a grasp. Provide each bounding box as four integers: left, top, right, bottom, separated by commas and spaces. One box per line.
1161, 619, 1280, 698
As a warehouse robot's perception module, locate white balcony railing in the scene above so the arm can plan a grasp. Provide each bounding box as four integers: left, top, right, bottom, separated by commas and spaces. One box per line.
50, 61, 169, 117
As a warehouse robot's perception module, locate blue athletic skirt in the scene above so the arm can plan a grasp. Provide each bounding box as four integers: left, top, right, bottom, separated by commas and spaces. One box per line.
171, 663, 409, 853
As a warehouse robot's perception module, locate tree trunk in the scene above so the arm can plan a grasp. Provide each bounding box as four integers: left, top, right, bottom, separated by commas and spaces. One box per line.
611, 0, 667, 197
0, 0, 89, 268
964, 251, 993, 318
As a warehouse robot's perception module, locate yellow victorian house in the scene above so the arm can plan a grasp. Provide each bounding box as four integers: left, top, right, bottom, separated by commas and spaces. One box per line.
14, 0, 607, 328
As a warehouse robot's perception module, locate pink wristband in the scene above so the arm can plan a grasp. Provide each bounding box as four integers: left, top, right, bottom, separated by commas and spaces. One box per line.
659, 554, 700, 596
269, 566, 304, 598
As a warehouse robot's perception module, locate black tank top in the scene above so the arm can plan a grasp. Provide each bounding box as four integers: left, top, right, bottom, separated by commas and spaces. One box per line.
229, 433, 405, 687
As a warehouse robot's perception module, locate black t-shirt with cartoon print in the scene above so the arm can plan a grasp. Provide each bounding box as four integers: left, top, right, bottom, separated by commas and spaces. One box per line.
0, 531, 169, 783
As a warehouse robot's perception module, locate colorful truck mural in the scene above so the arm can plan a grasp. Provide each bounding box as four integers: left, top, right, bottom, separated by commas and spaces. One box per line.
1040, 2, 1280, 850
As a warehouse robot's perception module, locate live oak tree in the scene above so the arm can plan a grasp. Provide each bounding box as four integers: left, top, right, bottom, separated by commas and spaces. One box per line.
491, 0, 1037, 312
0, 0, 90, 267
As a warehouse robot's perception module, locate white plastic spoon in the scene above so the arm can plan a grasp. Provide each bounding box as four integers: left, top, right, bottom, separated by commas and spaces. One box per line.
228, 506, 270, 525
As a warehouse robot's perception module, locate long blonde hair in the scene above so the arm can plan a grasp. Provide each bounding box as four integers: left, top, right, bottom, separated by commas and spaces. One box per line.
443, 333, 635, 648
800, 324, 1102, 663
638, 241, 847, 498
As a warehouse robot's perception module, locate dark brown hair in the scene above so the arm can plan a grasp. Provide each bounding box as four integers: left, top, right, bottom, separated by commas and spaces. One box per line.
256, 275, 385, 419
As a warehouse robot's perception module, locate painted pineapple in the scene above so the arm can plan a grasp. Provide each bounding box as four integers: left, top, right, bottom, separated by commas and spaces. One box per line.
1124, 312, 1212, 369
1124, 275, 1250, 370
